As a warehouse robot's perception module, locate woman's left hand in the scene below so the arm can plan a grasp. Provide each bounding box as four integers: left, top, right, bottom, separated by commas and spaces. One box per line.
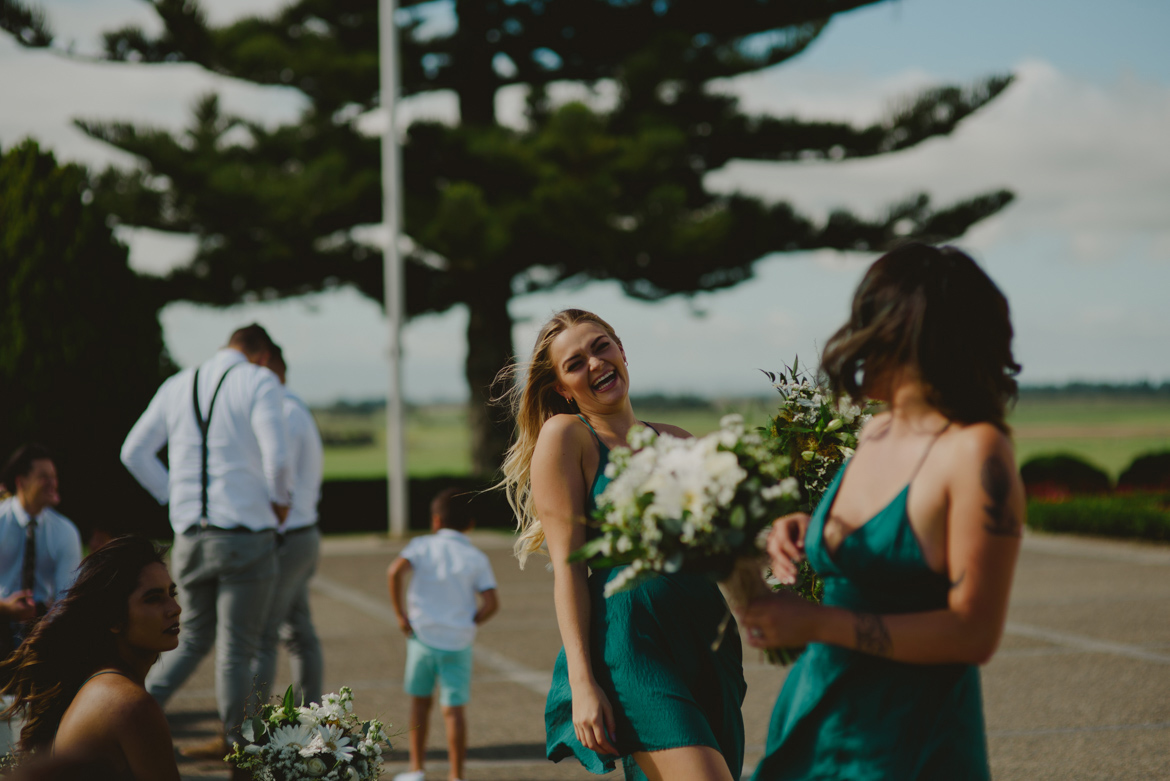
739, 592, 817, 650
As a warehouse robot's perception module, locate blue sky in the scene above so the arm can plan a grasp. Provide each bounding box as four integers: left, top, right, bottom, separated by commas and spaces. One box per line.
2, 0, 1168, 403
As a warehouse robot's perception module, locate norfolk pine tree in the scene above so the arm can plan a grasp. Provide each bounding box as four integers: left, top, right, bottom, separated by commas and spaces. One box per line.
2, 0, 1015, 475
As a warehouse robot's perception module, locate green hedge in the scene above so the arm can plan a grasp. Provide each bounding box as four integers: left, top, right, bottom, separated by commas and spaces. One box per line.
1026, 493, 1170, 541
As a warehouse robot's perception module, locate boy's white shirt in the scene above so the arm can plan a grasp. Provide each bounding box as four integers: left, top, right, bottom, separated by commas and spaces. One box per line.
401, 529, 497, 651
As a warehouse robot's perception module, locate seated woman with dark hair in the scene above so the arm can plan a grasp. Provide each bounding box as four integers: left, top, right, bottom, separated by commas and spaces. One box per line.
0, 536, 182, 780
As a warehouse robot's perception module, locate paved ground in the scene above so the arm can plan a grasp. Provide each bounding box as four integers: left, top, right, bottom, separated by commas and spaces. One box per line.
172, 530, 1170, 780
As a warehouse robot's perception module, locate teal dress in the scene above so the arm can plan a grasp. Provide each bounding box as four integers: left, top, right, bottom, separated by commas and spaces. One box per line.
545, 417, 747, 781
751, 465, 990, 781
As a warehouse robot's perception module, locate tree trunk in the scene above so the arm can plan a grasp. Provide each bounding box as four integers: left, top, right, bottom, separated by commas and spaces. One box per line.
465, 284, 515, 477
454, 0, 498, 127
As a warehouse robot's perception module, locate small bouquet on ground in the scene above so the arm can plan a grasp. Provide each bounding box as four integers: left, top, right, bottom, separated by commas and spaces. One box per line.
227, 686, 391, 781
763, 360, 875, 602
569, 414, 802, 659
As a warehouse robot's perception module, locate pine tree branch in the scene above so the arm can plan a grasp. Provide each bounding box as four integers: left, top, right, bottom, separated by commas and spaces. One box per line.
0, 0, 52, 47
570, 188, 1015, 302
689, 74, 1015, 168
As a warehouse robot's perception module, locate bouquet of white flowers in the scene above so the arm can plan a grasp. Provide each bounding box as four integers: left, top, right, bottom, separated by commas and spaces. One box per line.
570, 414, 801, 615
227, 686, 390, 781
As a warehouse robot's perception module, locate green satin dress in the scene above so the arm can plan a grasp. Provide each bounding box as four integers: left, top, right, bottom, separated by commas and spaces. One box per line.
751, 465, 990, 781
545, 416, 747, 781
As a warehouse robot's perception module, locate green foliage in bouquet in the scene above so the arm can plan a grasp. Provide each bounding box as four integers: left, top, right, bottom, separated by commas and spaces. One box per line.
569, 415, 802, 596
227, 686, 390, 781
762, 360, 878, 604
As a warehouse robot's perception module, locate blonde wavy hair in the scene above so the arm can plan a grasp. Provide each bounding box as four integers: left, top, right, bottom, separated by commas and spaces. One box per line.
498, 309, 623, 567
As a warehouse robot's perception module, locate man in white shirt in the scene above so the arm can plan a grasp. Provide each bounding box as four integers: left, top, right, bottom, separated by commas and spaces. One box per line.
121, 323, 291, 762
0, 443, 82, 753
252, 345, 325, 706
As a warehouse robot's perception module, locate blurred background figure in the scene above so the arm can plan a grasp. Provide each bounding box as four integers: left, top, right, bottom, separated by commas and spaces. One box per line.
119, 323, 290, 775
253, 343, 325, 706
1, 443, 83, 757
388, 488, 499, 781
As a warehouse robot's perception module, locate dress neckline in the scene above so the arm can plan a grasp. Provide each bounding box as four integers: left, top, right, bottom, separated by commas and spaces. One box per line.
817, 422, 950, 567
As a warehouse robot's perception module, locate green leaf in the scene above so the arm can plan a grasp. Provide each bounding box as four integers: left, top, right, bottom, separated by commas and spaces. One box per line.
729, 504, 747, 529
282, 684, 296, 714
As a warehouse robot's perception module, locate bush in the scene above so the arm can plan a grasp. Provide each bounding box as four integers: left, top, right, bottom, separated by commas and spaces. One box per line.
318, 476, 514, 535
1019, 453, 1111, 498
1026, 494, 1170, 541
1118, 451, 1170, 492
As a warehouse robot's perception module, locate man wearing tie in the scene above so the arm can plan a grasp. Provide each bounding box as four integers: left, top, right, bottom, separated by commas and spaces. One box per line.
0, 443, 82, 752
121, 323, 290, 771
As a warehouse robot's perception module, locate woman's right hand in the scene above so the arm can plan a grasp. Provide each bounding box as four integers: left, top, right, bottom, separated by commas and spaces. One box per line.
572, 680, 619, 756
767, 513, 811, 584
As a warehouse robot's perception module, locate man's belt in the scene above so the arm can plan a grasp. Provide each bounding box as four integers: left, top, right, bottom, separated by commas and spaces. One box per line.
184, 524, 271, 535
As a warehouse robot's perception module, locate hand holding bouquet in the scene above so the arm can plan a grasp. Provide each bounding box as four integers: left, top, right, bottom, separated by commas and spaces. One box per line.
763, 362, 875, 602
227, 686, 390, 781
569, 413, 801, 610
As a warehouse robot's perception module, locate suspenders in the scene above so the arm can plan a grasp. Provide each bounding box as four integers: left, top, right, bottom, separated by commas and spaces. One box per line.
192, 363, 238, 522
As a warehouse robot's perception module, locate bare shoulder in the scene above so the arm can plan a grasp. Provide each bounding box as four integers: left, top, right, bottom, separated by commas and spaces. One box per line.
536, 413, 592, 449
947, 421, 1016, 466
645, 422, 691, 439
61, 674, 165, 742
857, 411, 892, 444
83, 675, 164, 722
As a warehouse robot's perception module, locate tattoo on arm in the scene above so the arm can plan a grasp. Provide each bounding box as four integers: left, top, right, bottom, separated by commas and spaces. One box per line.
981, 457, 1021, 537
949, 571, 966, 590
854, 612, 892, 657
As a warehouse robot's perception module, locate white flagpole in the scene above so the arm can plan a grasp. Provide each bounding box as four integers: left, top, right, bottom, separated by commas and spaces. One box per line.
380, 0, 408, 537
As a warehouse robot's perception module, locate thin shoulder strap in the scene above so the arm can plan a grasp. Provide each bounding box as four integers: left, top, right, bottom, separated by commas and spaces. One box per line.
80, 669, 132, 689
908, 422, 952, 483
192, 363, 239, 522
575, 413, 603, 448
640, 421, 660, 435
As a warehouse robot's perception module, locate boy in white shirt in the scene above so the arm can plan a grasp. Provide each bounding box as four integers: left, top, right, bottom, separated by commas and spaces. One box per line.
388, 488, 499, 781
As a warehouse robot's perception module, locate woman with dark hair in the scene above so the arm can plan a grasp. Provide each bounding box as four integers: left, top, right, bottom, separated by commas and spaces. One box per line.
740, 243, 1024, 780
0, 536, 182, 780
500, 309, 746, 781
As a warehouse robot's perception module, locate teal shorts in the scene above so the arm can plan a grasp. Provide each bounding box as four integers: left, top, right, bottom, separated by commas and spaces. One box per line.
403, 636, 473, 706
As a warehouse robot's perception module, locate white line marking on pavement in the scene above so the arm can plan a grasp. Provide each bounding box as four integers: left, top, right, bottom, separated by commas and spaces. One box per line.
1022, 535, 1170, 567
1004, 622, 1170, 664
310, 576, 552, 697
989, 721, 1170, 737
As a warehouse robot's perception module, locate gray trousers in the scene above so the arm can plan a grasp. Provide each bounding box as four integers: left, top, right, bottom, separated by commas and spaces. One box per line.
253, 525, 324, 705
147, 527, 277, 742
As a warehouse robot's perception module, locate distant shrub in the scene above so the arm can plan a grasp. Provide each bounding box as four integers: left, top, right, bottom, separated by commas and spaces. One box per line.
319, 475, 513, 533
1118, 451, 1170, 492
1027, 494, 1170, 541
629, 393, 712, 411
1019, 454, 1111, 498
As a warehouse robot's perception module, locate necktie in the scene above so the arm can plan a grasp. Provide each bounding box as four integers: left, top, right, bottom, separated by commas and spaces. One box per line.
22, 517, 37, 594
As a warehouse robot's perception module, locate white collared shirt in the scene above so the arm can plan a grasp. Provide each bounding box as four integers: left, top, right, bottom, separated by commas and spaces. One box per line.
402, 529, 497, 651
283, 390, 323, 531
120, 348, 291, 533
0, 497, 82, 606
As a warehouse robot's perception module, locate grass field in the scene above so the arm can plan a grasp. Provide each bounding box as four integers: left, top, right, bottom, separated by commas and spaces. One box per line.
316, 394, 1170, 481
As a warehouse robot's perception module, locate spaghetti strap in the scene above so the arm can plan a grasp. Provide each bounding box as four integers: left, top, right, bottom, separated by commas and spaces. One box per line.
79, 669, 133, 690
908, 422, 951, 484
575, 414, 604, 450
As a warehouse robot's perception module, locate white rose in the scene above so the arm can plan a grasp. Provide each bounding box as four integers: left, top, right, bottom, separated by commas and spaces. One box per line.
303, 756, 328, 776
